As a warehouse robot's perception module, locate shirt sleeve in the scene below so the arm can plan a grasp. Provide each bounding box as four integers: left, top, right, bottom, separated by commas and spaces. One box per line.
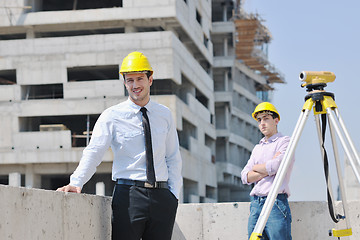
70, 110, 113, 188
265, 136, 291, 176
165, 112, 183, 199
241, 147, 257, 185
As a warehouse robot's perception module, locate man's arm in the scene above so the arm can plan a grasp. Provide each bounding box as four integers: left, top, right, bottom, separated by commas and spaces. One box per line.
165, 112, 183, 199
57, 110, 113, 193
252, 152, 280, 174
247, 170, 268, 184
241, 147, 257, 185
252, 163, 267, 175
265, 137, 291, 176
246, 151, 280, 183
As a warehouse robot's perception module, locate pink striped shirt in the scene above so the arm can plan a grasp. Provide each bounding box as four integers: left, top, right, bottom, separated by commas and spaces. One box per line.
241, 132, 295, 197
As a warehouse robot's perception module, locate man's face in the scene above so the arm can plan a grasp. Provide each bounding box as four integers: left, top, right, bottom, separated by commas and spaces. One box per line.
256, 112, 279, 139
124, 72, 153, 107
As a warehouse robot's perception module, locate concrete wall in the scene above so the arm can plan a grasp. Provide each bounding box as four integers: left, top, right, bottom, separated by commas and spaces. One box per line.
1, 185, 359, 240
0, 185, 112, 240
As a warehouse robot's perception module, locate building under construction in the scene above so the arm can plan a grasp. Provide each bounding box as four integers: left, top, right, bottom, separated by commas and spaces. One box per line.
0, 0, 284, 202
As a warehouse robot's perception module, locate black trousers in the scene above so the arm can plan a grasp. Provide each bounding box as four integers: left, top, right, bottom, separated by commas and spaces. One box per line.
111, 184, 178, 240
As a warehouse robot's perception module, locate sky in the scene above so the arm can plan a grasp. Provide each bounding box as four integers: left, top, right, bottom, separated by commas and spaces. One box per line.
243, 0, 360, 201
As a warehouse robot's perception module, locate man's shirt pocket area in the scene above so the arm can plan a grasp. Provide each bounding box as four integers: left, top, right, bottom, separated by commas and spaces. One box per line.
114, 127, 168, 156
151, 128, 167, 152
115, 130, 144, 150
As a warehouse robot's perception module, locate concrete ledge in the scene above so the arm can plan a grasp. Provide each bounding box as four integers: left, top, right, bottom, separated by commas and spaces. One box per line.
0, 185, 359, 239
0, 185, 112, 240
177, 201, 360, 240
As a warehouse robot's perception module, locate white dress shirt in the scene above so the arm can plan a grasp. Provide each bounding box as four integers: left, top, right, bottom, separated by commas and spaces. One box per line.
70, 98, 183, 198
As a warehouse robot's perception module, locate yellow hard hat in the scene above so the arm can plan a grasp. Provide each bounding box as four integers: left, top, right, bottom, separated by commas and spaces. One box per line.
252, 102, 280, 121
119, 51, 153, 76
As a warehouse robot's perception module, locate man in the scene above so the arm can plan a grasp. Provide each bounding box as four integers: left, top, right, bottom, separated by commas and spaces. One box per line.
57, 51, 183, 240
241, 102, 294, 240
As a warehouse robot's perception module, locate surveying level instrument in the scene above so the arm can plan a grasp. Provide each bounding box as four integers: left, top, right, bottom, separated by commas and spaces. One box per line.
250, 71, 360, 240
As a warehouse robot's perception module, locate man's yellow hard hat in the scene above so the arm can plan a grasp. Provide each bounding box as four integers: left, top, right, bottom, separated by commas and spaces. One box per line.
119, 51, 153, 76
252, 102, 280, 121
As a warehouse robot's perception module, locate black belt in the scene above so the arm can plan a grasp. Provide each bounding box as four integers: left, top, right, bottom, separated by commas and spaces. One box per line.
253, 193, 288, 201
116, 179, 168, 189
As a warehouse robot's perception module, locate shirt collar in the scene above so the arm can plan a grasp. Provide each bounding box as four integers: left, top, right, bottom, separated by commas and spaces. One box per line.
259, 132, 283, 144
126, 98, 153, 114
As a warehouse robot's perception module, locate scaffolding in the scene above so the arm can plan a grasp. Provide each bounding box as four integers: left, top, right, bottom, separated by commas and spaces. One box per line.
234, 9, 285, 84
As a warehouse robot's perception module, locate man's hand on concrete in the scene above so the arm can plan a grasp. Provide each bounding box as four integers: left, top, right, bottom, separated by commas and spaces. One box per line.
56, 185, 81, 193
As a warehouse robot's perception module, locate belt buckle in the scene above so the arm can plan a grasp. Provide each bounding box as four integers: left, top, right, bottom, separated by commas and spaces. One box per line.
144, 182, 155, 188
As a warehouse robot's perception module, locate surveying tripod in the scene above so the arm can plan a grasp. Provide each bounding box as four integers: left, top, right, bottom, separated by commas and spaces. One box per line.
250, 71, 360, 240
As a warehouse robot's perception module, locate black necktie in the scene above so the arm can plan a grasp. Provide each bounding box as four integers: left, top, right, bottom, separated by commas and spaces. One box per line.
140, 107, 156, 185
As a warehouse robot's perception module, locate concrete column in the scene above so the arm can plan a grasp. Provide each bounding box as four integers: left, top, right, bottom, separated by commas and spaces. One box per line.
96, 182, 105, 196
222, 5, 227, 22
9, 172, 21, 187
223, 37, 228, 57
224, 70, 229, 91
225, 140, 230, 165
25, 164, 41, 188
224, 105, 230, 129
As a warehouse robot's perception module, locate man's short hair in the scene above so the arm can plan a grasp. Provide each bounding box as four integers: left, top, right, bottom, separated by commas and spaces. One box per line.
257, 110, 279, 120
123, 71, 152, 79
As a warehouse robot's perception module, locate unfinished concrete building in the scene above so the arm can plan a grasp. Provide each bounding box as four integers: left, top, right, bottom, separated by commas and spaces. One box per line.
0, 0, 283, 202
211, 0, 284, 201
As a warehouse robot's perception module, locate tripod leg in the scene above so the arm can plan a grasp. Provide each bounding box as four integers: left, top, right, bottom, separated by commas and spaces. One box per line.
327, 108, 360, 184
250, 108, 311, 240
328, 113, 351, 229
314, 114, 337, 217
333, 108, 360, 179
326, 108, 353, 237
